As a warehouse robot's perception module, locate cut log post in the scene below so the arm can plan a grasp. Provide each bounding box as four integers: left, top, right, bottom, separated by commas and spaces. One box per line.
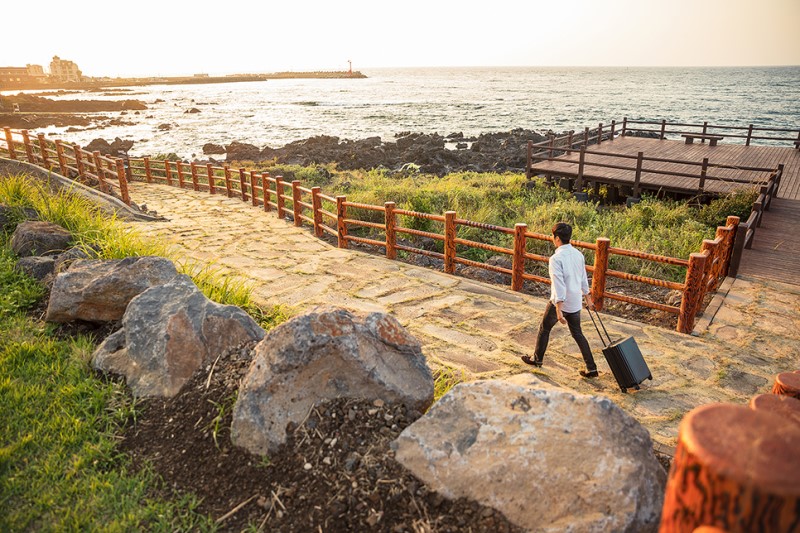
251, 171, 259, 207
92, 151, 108, 193
750, 393, 800, 426
190, 162, 199, 191
511, 223, 527, 291
291, 180, 302, 226
223, 165, 232, 197
311, 187, 322, 236
275, 176, 286, 217
176, 161, 185, 188
21, 130, 34, 163
207, 163, 215, 194
239, 168, 248, 202
164, 160, 173, 186
144, 157, 153, 183
115, 158, 131, 205
677, 252, 706, 334
659, 403, 800, 532
336, 196, 348, 249
37, 133, 50, 167
772, 372, 800, 399
74, 145, 86, 178
591, 237, 610, 311
3, 127, 16, 159
385, 201, 396, 259
444, 211, 456, 274
54, 140, 67, 175
263, 172, 271, 212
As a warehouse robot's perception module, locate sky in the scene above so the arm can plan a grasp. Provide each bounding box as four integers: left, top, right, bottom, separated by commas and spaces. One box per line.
2, 0, 799, 77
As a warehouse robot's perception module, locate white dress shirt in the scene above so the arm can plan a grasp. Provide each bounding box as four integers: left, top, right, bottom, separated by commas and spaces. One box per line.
549, 243, 590, 314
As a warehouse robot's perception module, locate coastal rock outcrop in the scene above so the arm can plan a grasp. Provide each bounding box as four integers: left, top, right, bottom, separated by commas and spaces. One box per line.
46, 256, 179, 323
84, 137, 135, 156
392, 375, 666, 532
10, 220, 72, 257
231, 307, 434, 455
92, 274, 265, 397
202, 143, 226, 155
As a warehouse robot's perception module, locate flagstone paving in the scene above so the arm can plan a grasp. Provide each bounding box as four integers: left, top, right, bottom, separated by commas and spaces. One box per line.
127, 183, 800, 450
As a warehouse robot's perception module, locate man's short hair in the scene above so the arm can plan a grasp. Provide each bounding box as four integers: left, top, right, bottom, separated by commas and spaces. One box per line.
552, 222, 572, 244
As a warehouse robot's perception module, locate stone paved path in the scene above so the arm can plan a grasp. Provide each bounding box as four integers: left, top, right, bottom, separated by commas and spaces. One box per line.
128, 183, 800, 449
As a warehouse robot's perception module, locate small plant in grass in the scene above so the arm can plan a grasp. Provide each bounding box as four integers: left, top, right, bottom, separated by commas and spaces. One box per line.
432, 365, 468, 402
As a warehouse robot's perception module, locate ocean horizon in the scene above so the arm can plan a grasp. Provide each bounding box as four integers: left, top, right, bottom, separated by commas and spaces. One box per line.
18, 65, 800, 158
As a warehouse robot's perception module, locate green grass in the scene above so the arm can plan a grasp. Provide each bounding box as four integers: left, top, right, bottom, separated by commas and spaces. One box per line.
0, 173, 290, 529
248, 164, 757, 282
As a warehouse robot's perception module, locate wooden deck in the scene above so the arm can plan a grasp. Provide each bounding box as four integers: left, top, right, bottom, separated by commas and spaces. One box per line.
737, 198, 800, 286
529, 136, 800, 200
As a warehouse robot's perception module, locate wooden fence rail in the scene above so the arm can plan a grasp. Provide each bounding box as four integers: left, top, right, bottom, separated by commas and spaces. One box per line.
622, 118, 800, 148
0, 128, 748, 333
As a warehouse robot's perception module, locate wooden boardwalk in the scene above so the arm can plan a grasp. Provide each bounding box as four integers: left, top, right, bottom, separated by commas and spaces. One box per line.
529, 136, 800, 200
737, 198, 800, 286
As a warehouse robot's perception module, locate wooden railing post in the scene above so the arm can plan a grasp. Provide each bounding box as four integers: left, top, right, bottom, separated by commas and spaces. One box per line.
700, 239, 718, 301
164, 160, 173, 186
576, 146, 586, 190
21, 130, 34, 163
591, 237, 610, 311
251, 171, 260, 207
444, 211, 456, 274
176, 160, 185, 188
262, 172, 271, 212
144, 157, 153, 183
223, 165, 232, 197
583, 127, 590, 147
717, 221, 737, 280
660, 120, 666, 140
115, 158, 131, 205
597, 123, 604, 145
610, 120, 616, 140
678, 252, 707, 334
633, 151, 644, 198
336, 196, 348, 248
621, 117, 627, 137
92, 151, 108, 193
384, 201, 396, 259
699, 157, 709, 192
275, 176, 284, 217
36, 133, 50, 167
207, 163, 215, 194
3, 127, 16, 159
239, 168, 248, 201
54, 140, 67, 175
311, 187, 322, 236
291, 180, 302, 226
190, 162, 199, 191
728, 220, 747, 278
701, 121, 708, 143
74, 145, 86, 178
746, 124, 753, 146
548, 134, 555, 160
511, 223, 527, 291
526, 141, 533, 179
567, 130, 574, 151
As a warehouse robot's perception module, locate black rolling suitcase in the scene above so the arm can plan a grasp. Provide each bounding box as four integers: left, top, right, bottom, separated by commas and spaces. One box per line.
588, 309, 652, 393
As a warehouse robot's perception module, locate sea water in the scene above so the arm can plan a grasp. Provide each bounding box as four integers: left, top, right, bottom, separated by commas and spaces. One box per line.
19, 66, 800, 158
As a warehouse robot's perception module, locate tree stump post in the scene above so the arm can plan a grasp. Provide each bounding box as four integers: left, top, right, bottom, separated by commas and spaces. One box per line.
190, 162, 199, 191
336, 196, 348, 249
772, 372, 800, 399
3, 127, 17, 159
511, 223, 527, 291
660, 403, 800, 532
263, 172, 272, 212
591, 237, 610, 311
223, 165, 232, 197
385, 202, 396, 260
444, 211, 457, 274
164, 160, 173, 187
206, 163, 215, 194
749, 393, 800, 426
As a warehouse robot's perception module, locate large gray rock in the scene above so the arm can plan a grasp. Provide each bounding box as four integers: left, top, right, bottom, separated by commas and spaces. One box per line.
231, 307, 433, 455
15, 255, 55, 281
92, 275, 265, 397
10, 220, 72, 257
46, 256, 179, 323
392, 376, 666, 533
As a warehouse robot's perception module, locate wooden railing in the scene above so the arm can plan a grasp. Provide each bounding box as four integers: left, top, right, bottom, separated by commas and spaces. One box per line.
727, 167, 783, 277
0, 128, 745, 334
526, 122, 779, 196
621, 118, 800, 148
2, 127, 130, 204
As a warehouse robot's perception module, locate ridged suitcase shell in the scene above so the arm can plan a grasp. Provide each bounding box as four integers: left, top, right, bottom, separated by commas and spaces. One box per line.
602, 336, 652, 393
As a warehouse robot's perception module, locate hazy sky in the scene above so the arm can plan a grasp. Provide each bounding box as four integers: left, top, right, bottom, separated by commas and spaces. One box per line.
4, 0, 799, 76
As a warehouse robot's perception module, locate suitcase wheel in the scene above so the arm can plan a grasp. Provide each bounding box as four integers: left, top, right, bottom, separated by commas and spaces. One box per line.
620, 387, 627, 393
635, 384, 641, 390
647, 374, 653, 381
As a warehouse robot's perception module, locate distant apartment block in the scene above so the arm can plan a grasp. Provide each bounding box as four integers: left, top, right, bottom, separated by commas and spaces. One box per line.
0, 64, 46, 84
49, 55, 82, 83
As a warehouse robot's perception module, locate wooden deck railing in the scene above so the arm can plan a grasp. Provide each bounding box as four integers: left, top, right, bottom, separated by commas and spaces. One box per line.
526, 122, 779, 196
0, 128, 746, 334
621, 118, 800, 148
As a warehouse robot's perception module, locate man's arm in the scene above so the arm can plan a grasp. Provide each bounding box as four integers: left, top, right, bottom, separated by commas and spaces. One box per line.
550, 257, 568, 324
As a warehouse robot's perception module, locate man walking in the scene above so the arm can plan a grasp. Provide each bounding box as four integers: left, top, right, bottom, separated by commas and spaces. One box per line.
521, 222, 599, 378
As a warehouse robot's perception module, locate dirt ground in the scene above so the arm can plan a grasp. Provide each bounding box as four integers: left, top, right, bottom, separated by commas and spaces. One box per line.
118, 342, 525, 532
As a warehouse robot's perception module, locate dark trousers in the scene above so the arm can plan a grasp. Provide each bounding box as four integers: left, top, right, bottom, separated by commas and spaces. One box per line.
534, 302, 597, 372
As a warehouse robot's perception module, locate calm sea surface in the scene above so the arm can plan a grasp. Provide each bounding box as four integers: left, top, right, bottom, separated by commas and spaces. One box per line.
24, 66, 800, 158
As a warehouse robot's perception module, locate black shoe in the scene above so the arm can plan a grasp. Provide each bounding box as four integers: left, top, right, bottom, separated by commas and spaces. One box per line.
521, 355, 543, 368
580, 370, 599, 378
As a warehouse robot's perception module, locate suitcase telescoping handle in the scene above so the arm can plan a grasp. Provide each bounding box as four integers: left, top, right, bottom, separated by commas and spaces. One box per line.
587, 307, 612, 348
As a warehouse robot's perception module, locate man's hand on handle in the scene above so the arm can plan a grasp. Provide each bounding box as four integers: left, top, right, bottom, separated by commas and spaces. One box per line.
584, 294, 595, 311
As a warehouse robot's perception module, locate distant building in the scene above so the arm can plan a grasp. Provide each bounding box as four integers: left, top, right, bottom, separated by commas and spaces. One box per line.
49, 55, 82, 83
27, 64, 47, 82
0, 66, 33, 85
